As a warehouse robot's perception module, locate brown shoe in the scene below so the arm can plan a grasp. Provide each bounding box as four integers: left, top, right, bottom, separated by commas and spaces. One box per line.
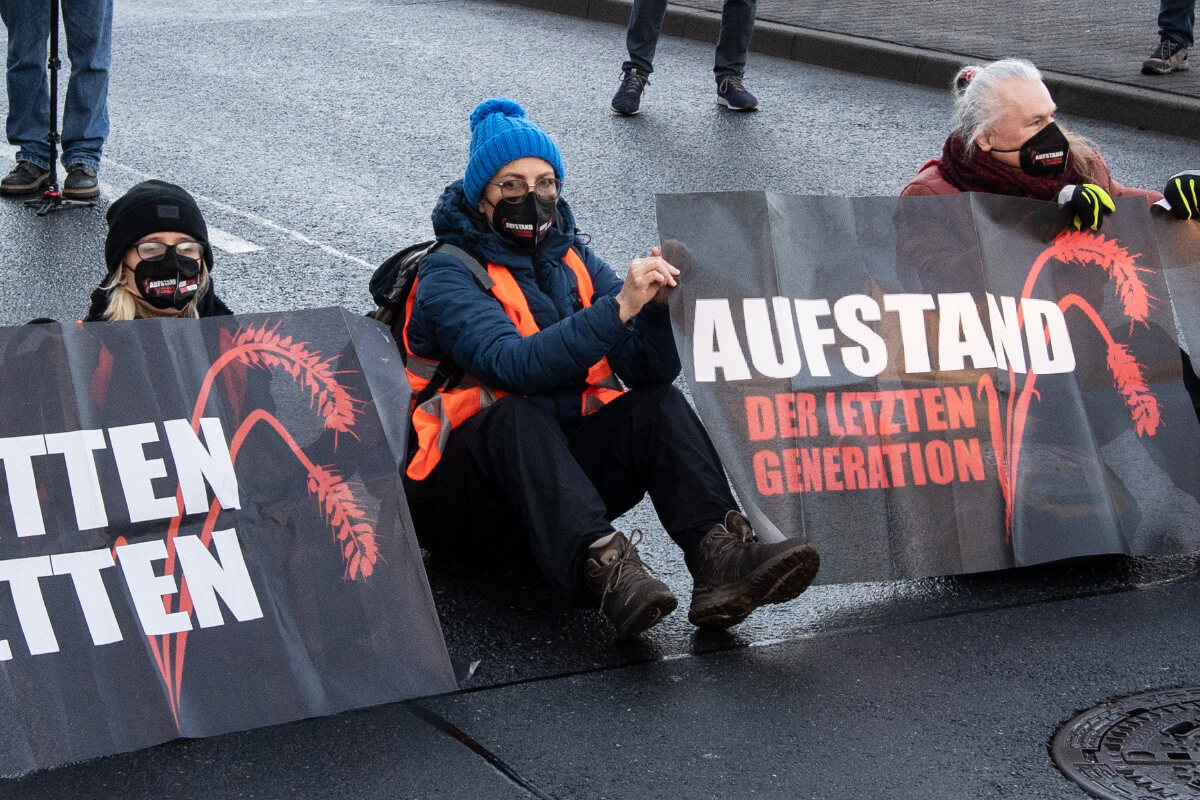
688, 511, 819, 629
0, 160, 50, 197
584, 530, 678, 638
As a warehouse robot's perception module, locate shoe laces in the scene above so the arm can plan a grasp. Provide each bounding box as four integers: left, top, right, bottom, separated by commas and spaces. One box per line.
1153, 38, 1180, 58
718, 75, 748, 94
706, 520, 757, 555
596, 529, 656, 607
618, 70, 649, 95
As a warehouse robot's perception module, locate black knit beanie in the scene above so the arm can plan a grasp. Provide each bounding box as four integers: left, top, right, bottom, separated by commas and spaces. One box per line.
104, 180, 212, 273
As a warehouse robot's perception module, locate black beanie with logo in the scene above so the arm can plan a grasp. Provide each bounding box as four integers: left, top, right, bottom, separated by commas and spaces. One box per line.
104, 180, 212, 273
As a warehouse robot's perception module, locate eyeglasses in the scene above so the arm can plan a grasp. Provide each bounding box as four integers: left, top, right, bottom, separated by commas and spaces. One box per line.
488, 177, 563, 204
133, 241, 205, 262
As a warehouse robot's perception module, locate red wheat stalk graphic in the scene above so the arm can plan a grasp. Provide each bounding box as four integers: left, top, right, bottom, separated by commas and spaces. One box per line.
978, 231, 1160, 534
132, 321, 377, 725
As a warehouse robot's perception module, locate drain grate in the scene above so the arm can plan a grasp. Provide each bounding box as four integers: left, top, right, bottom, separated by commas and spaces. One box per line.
1052, 687, 1200, 799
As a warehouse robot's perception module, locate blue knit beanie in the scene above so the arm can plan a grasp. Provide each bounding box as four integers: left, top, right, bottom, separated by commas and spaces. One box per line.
463, 97, 564, 206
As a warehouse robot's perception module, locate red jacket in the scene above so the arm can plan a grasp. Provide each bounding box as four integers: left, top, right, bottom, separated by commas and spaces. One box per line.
901, 150, 1163, 203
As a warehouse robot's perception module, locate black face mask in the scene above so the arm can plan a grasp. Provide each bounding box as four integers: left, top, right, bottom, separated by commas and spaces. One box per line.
991, 122, 1070, 176
487, 194, 556, 251
132, 251, 202, 311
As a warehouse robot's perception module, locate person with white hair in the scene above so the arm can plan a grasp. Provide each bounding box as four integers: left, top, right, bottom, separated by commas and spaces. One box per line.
902, 59, 1199, 226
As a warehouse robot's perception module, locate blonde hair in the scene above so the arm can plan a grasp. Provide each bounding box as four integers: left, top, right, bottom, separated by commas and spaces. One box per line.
100, 262, 211, 321
950, 59, 1098, 182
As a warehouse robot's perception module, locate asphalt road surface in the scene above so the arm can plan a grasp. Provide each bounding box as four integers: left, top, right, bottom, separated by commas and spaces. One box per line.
3, 1, 1200, 797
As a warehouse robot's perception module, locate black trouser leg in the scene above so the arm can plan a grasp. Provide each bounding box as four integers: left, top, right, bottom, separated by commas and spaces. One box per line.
565, 384, 736, 562
406, 396, 614, 600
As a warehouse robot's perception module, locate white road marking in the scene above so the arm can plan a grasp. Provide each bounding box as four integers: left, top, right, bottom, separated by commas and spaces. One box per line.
99, 160, 373, 268
207, 227, 263, 254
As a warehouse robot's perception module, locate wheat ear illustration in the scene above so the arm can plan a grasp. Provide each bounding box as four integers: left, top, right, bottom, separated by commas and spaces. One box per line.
978, 231, 1160, 536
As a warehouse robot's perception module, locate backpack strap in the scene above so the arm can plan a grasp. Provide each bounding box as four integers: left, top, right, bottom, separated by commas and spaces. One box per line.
434, 242, 494, 292
407, 242, 491, 409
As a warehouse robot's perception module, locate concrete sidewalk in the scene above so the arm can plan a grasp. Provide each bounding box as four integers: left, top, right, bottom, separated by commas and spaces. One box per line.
496, 0, 1200, 139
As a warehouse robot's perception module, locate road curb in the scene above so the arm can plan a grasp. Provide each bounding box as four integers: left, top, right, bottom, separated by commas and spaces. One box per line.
487, 0, 1200, 141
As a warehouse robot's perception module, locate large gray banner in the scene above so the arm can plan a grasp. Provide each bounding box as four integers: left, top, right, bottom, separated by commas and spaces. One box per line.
657, 191, 1200, 583
0, 307, 456, 774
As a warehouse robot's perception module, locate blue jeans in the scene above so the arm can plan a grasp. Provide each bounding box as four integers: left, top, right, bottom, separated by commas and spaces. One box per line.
1159, 0, 1195, 48
1, 0, 112, 170
622, 0, 757, 80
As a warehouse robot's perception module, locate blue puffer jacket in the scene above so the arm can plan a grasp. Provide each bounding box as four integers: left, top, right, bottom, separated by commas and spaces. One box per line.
406, 181, 681, 426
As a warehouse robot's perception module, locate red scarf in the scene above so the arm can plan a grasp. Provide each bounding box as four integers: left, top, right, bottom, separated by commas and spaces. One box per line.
937, 134, 1084, 201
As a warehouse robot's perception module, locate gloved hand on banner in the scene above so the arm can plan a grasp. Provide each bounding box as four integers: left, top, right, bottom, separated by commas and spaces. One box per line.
1058, 183, 1116, 231
1163, 172, 1200, 220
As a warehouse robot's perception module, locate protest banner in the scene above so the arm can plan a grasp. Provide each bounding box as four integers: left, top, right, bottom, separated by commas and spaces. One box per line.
0, 307, 456, 774
657, 192, 1200, 583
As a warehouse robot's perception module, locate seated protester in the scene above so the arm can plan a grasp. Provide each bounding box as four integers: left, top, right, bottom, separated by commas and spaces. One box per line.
902, 58, 1200, 419
86, 179, 231, 321
402, 98, 819, 637
900, 58, 1199, 221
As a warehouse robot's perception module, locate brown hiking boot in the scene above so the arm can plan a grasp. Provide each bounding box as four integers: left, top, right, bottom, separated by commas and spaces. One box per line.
688, 511, 819, 629
584, 530, 678, 638
0, 160, 50, 197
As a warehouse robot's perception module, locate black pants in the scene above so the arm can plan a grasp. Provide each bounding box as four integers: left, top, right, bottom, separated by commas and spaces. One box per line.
405, 384, 737, 600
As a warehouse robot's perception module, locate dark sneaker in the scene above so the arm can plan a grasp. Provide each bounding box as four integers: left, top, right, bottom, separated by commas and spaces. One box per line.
688, 510, 818, 628
62, 163, 99, 199
1143, 38, 1189, 74
584, 530, 677, 637
716, 75, 758, 111
611, 69, 650, 116
0, 160, 50, 197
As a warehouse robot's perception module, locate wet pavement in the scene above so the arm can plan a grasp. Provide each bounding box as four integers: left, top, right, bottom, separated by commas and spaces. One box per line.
2, 0, 1200, 797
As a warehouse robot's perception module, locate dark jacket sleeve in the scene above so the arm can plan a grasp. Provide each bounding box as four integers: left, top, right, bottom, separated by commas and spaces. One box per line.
413, 251, 635, 395
574, 242, 681, 386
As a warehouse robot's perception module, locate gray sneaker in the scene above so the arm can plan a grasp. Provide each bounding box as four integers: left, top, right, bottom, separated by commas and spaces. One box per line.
584, 530, 677, 637
688, 510, 818, 628
0, 160, 50, 197
1143, 38, 1189, 74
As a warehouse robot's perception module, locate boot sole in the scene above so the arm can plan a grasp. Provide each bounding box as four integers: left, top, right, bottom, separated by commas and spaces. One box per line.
62, 185, 99, 199
0, 177, 50, 197
613, 589, 678, 639
688, 545, 819, 629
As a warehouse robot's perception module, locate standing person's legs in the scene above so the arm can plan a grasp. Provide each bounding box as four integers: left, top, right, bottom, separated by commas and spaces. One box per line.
1159, 0, 1195, 48
1, 0, 52, 169
622, 0, 669, 75
713, 0, 756, 80
59, 0, 111, 169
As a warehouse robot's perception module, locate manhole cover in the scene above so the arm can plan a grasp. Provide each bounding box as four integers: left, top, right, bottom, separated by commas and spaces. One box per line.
1052, 687, 1200, 799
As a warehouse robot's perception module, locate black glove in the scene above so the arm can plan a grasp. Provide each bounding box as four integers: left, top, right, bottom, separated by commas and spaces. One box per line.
1164, 171, 1200, 220
1058, 183, 1116, 231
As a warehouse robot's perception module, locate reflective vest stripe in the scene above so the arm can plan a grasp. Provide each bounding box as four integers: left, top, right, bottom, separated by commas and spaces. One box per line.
403, 247, 625, 480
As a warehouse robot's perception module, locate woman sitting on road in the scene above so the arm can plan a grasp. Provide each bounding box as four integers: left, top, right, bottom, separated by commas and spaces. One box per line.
400, 97, 819, 637
85, 179, 231, 321
902, 58, 1198, 228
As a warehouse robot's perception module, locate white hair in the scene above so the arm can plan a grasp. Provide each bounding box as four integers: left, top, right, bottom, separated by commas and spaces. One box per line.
950, 59, 1044, 156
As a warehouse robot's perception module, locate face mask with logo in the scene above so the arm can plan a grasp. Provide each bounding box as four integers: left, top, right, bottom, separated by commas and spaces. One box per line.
133, 250, 201, 311
991, 121, 1070, 176
487, 194, 556, 251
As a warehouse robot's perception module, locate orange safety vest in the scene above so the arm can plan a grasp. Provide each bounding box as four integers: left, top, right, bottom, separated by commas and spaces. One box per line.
403, 248, 625, 480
